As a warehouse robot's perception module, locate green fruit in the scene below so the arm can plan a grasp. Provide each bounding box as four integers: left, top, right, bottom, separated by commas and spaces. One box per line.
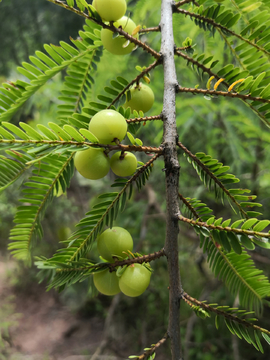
110, 151, 137, 177
89, 109, 127, 144
74, 147, 110, 180
93, 269, 121, 296
93, 0, 126, 22
97, 227, 133, 261
119, 264, 151, 297
124, 83, 155, 113
101, 16, 138, 55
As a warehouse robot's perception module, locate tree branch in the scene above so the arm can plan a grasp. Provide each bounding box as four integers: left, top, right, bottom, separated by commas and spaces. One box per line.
175, 0, 199, 7
177, 141, 249, 219
47, 0, 160, 59
175, 8, 270, 58
139, 26, 161, 33
178, 87, 270, 105
175, 51, 228, 85
127, 114, 163, 123
178, 215, 270, 239
182, 292, 270, 336
160, 0, 183, 359
137, 332, 169, 360
0, 139, 164, 155
108, 59, 162, 108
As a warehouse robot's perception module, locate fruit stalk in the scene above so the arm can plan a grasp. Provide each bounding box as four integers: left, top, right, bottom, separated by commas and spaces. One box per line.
160, 0, 183, 359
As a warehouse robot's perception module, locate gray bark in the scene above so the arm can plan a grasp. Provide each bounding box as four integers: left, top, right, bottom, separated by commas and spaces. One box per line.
160, 1, 183, 359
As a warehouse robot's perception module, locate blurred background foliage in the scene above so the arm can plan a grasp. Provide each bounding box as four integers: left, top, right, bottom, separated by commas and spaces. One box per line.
0, 0, 270, 359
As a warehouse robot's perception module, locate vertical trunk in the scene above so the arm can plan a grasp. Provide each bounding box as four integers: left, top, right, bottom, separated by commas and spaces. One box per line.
160, 1, 183, 359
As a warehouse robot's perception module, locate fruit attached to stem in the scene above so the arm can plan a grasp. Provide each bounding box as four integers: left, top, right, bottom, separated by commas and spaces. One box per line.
74, 147, 110, 180
101, 16, 139, 55
92, 0, 126, 22
93, 269, 121, 296
110, 151, 137, 177
97, 227, 133, 262
124, 83, 154, 113
119, 263, 151, 297
89, 109, 127, 144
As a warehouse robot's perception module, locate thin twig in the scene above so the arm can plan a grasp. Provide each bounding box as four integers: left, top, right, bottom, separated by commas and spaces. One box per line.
47, 0, 160, 58
108, 249, 166, 270
175, 0, 199, 7
178, 192, 200, 219
176, 52, 270, 128
54, 249, 166, 273
175, 8, 270, 58
182, 292, 270, 336
175, 45, 193, 52
178, 215, 270, 239
0, 139, 164, 154
175, 51, 228, 85
178, 86, 270, 105
127, 114, 163, 123
137, 332, 169, 360
108, 59, 162, 108
139, 26, 161, 33
177, 141, 249, 219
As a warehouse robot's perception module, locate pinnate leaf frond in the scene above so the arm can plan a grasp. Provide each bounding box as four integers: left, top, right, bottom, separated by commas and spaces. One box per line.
8, 153, 74, 263
183, 292, 270, 353
38, 154, 160, 289
0, 20, 102, 122
0, 150, 32, 191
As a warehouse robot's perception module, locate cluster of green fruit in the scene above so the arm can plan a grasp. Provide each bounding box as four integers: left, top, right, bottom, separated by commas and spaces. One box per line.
93, 227, 152, 297
74, 2, 156, 181
74, 109, 137, 179
75, 80, 155, 180
93, 0, 138, 56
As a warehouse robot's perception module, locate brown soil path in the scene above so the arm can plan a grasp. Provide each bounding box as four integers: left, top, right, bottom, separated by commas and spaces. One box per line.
0, 258, 120, 360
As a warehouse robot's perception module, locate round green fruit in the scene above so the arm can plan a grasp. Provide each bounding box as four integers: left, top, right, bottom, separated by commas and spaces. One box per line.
97, 227, 133, 261
93, 269, 120, 296
93, 0, 126, 22
119, 264, 151, 297
101, 16, 138, 55
89, 109, 127, 144
124, 83, 154, 113
110, 151, 137, 177
74, 147, 110, 180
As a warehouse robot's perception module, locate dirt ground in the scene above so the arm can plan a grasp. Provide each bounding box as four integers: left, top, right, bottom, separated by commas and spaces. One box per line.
0, 258, 121, 360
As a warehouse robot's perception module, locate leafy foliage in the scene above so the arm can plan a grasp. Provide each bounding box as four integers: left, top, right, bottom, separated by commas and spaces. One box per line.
8, 153, 74, 262
0, 19, 102, 122
184, 293, 270, 353
1, 0, 270, 357
181, 148, 262, 218
36, 156, 156, 290
0, 150, 32, 191
179, 196, 270, 315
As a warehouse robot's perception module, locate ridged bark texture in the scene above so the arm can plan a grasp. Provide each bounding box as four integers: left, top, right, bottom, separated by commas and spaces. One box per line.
160, 1, 183, 359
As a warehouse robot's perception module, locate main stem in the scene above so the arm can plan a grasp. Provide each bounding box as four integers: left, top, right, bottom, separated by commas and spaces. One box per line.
160, 1, 183, 359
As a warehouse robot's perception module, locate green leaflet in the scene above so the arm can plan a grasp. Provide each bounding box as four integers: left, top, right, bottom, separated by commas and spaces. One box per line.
39, 157, 155, 290
8, 153, 74, 263
0, 122, 102, 158
185, 293, 268, 352
184, 45, 270, 126
82, 73, 142, 134
182, 150, 260, 217
201, 236, 270, 315
0, 20, 102, 122
57, 43, 103, 127
0, 151, 32, 191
